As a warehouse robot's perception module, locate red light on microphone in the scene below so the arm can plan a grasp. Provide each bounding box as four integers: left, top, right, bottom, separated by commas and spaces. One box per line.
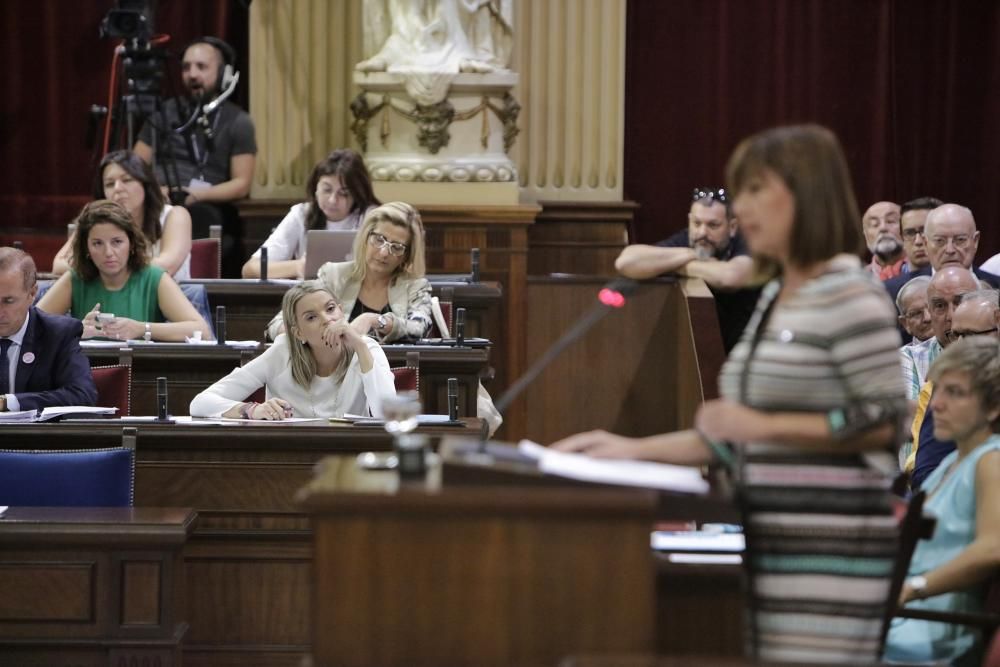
598, 288, 627, 308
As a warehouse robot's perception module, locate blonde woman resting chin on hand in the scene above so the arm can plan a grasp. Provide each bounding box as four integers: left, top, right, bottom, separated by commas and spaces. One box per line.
190, 281, 396, 420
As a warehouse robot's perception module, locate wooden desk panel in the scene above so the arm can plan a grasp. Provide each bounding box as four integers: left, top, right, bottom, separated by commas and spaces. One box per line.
0, 507, 195, 667
299, 476, 658, 667
0, 421, 479, 667
83, 342, 489, 418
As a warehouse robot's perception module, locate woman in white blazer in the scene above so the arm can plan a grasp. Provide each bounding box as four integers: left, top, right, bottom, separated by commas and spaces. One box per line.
192, 281, 395, 420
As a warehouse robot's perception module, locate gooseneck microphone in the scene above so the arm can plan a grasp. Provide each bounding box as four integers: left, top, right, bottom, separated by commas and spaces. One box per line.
492, 278, 638, 420
260, 246, 268, 282
448, 377, 459, 421
215, 306, 227, 344
458, 278, 638, 454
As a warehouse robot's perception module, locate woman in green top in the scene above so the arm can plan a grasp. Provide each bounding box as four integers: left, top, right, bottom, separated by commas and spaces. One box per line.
38, 200, 211, 342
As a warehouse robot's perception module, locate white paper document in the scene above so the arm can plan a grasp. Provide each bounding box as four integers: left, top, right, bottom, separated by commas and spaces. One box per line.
650, 531, 745, 552
0, 406, 118, 422
517, 440, 709, 494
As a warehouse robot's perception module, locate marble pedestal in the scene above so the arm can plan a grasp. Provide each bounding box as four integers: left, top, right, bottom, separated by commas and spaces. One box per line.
351, 71, 520, 205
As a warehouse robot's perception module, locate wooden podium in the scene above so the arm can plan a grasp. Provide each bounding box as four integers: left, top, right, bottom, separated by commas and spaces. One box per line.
298, 457, 658, 667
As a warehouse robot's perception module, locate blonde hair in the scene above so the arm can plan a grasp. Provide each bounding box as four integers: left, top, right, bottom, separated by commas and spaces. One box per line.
349, 201, 427, 284
929, 336, 1000, 431
281, 281, 354, 389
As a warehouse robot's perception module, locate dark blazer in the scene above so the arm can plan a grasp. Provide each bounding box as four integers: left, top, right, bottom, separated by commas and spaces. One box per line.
12, 307, 97, 410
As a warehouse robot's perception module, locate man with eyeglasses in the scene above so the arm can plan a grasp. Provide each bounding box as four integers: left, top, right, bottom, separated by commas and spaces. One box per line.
899, 197, 943, 275
898, 267, 978, 467
614, 187, 759, 352
904, 289, 1000, 489
884, 204, 1000, 342
895, 275, 933, 346
862, 201, 905, 280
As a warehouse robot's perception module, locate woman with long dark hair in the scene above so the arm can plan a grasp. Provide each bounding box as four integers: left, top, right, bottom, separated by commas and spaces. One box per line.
53, 150, 193, 279
241, 149, 380, 279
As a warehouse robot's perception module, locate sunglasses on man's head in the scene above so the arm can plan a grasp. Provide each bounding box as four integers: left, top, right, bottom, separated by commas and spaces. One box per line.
692, 187, 728, 204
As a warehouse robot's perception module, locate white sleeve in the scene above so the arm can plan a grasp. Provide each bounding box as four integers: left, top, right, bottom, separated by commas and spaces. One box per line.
359, 337, 396, 418
189, 343, 280, 417
251, 203, 307, 261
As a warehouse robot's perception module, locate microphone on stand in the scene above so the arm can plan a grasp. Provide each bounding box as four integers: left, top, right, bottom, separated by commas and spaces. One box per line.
463, 278, 639, 455
155, 376, 175, 423
454, 308, 466, 347
215, 306, 227, 344
448, 377, 459, 421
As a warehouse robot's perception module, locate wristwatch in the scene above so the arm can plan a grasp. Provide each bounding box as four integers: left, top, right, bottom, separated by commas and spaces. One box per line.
377, 314, 388, 331
907, 575, 928, 600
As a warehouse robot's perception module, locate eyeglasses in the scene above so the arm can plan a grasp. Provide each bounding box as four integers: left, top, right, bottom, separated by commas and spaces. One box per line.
952, 327, 999, 339
929, 235, 972, 249
903, 308, 928, 321
692, 187, 727, 204
367, 232, 408, 257
901, 227, 926, 241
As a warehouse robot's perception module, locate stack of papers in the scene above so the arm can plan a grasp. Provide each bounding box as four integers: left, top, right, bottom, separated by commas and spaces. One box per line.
517, 440, 709, 494
0, 406, 118, 422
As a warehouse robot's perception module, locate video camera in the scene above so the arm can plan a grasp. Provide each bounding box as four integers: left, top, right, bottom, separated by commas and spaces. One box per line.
100, 0, 165, 115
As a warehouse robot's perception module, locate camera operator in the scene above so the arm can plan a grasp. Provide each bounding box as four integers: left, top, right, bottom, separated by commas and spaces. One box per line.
133, 37, 257, 277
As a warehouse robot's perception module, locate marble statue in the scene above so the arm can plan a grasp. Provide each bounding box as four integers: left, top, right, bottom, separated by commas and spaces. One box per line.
357, 0, 513, 105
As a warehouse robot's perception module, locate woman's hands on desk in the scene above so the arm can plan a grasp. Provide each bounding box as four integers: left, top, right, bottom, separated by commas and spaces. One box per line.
224, 398, 294, 420
100, 317, 145, 341
550, 430, 645, 458
81, 304, 144, 340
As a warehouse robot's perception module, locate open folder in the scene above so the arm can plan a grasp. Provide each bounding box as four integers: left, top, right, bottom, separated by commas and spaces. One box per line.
518, 440, 710, 494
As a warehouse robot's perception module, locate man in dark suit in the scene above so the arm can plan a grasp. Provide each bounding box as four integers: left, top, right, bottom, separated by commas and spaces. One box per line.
0, 247, 96, 412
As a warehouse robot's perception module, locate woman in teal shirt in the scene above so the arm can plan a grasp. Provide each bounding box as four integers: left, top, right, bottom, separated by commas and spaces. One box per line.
38, 200, 211, 342
885, 336, 1000, 667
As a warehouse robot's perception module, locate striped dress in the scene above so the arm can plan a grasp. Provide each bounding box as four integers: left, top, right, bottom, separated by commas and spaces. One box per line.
717, 256, 907, 663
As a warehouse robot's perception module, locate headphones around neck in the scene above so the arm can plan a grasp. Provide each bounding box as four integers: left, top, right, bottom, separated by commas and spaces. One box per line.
188, 36, 238, 94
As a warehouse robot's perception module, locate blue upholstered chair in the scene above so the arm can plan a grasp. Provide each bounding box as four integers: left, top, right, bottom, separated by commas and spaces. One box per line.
0, 445, 135, 507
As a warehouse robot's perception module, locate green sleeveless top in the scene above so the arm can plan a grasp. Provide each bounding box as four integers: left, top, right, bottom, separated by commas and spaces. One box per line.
71, 265, 164, 324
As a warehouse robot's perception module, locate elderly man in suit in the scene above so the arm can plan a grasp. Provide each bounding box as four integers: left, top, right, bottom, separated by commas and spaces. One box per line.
0, 247, 96, 412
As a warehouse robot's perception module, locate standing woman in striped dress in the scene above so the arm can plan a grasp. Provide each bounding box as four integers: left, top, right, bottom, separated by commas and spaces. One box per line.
553, 124, 907, 663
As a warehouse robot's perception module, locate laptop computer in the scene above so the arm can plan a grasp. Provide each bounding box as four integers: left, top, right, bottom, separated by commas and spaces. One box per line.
303, 229, 357, 278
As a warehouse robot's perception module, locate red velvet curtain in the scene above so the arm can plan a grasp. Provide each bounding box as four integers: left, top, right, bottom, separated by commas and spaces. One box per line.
625, 0, 1000, 262
0, 0, 247, 233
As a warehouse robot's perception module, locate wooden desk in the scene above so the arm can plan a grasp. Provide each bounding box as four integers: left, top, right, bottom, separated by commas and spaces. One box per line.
83, 342, 490, 417
0, 420, 479, 667
0, 506, 196, 667
184, 278, 503, 343
299, 459, 659, 667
